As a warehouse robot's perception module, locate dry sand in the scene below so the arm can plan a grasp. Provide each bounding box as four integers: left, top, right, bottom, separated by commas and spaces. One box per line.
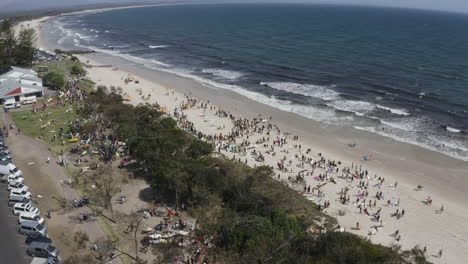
16, 15, 468, 263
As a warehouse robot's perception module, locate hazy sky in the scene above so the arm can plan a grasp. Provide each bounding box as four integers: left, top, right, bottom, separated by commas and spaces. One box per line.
1, 0, 468, 14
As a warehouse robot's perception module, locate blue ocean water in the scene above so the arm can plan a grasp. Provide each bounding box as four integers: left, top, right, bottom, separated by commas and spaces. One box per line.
48, 3, 468, 160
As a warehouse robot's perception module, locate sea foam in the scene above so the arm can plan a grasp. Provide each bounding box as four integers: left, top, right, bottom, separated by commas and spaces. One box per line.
328, 100, 375, 116
149, 45, 169, 49
202, 69, 243, 80
376, 105, 410, 116
260, 82, 340, 101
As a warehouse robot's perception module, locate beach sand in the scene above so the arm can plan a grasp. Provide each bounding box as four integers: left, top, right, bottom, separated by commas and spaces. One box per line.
17, 15, 468, 263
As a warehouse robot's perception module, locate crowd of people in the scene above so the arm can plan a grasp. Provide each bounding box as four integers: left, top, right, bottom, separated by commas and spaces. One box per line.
167, 93, 445, 260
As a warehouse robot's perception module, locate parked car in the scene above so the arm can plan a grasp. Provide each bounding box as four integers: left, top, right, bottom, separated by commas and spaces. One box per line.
25, 232, 52, 245
27, 241, 58, 258
30, 257, 61, 264
0, 147, 10, 154
8, 181, 29, 191
9, 195, 32, 207
0, 152, 11, 159
0, 161, 22, 177
19, 221, 48, 236
19, 212, 45, 225
0, 156, 12, 163
13, 203, 39, 215
1, 174, 24, 184
10, 188, 31, 199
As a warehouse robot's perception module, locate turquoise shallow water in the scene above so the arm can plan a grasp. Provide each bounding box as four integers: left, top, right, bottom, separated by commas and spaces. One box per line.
46, 4, 468, 160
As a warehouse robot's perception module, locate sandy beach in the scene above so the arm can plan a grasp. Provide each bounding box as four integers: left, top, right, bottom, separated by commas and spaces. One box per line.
16, 13, 468, 263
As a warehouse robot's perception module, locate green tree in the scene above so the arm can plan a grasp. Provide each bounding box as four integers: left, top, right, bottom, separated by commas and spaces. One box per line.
0, 20, 16, 68
14, 26, 36, 66
71, 64, 85, 75
43, 71, 65, 90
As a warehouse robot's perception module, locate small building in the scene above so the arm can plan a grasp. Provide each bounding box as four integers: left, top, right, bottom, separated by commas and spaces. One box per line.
0, 66, 44, 103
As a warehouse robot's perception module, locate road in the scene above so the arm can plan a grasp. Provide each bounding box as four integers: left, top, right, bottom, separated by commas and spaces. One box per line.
2, 112, 123, 264
0, 187, 32, 264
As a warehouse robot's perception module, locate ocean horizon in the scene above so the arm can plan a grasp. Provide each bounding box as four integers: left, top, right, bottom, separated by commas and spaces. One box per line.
43, 3, 468, 161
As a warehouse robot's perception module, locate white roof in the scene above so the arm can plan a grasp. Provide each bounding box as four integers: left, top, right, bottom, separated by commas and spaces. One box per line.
0, 67, 40, 82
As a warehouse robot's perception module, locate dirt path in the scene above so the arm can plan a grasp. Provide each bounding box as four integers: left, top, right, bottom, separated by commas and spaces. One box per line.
3, 112, 123, 264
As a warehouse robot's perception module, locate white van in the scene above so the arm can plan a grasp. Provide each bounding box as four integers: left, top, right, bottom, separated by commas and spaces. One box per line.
4, 99, 20, 109
13, 203, 39, 215
10, 188, 31, 199
19, 212, 45, 225
19, 221, 48, 236
8, 181, 29, 191
1, 174, 24, 184
0, 162, 23, 177
9, 195, 32, 207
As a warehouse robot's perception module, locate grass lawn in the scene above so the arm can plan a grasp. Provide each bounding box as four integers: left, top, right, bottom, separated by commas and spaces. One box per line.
10, 103, 78, 154
33, 60, 81, 80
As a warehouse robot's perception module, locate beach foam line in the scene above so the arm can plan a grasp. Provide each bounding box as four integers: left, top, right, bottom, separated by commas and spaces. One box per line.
141, 67, 352, 124
446, 126, 461, 133
327, 100, 375, 116
380, 118, 420, 132
202, 69, 243, 80
77, 42, 172, 68
354, 125, 468, 162
149, 45, 169, 49
376, 105, 410, 116
260, 81, 340, 101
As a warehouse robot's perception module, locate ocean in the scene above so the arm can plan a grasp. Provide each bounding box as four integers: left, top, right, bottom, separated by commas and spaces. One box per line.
44, 3, 468, 161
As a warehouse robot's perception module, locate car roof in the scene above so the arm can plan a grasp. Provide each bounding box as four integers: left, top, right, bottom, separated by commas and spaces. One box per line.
11, 186, 26, 190
21, 221, 40, 227
29, 241, 51, 248
9, 181, 22, 185
15, 203, 31, 208
0, 160, 11, 165
20, 212, 38, 217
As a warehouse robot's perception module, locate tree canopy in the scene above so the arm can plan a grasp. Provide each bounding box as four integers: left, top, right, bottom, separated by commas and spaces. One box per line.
43, 71, 65, 90
0, 20, 37, 69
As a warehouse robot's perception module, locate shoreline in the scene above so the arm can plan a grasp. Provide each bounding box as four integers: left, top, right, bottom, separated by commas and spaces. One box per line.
17, 11, 468, 263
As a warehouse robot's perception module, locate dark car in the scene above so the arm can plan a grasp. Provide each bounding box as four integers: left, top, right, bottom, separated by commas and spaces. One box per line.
25, 232, 52, 245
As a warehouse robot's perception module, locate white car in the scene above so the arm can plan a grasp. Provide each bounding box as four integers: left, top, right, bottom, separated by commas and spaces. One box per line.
5, 174, 24, 184
19, 212, 45, 225
4, 101, 20, 109
22, 99, 36, 105
8, 181, 29, 191
10, 188, 31, 199
13, 203, 39, 215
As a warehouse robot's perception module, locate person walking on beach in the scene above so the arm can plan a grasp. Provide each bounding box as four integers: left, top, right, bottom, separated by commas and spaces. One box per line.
438, 249, 443, 258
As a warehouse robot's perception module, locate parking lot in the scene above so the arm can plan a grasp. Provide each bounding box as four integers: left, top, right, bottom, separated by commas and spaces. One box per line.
0, 187, 32, 264
0, 119, 63, 264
